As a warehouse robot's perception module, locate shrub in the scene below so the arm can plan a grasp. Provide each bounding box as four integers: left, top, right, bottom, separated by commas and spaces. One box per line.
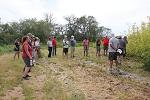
127, 17, 150, 71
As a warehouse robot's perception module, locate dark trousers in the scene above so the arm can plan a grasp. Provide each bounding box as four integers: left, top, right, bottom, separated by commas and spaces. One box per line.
48, 47, 52, 57
52, 46, 56, 56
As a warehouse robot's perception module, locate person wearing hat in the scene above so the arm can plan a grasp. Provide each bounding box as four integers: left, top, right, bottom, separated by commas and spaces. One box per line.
63, 35, 69, 58
117, 36, 125, 65
35, 37, 40, 58
70, 35, 76, 58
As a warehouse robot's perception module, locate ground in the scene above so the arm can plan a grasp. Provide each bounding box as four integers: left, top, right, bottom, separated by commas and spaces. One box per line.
0, 47, 150, 100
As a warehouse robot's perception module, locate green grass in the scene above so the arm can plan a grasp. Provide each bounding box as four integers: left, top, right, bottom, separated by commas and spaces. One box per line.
0, 54, 23, 96
22, 84, 34, 100
0, 45, 14, 55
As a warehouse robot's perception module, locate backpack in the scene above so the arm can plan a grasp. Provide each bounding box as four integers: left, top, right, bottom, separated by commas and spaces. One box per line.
70, 40, 75, 47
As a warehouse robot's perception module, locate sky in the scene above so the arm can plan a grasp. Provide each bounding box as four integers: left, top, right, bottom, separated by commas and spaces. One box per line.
0, 0, 150, 35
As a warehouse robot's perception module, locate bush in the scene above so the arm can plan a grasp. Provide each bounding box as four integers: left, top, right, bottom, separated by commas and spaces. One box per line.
127, 18, 150, 71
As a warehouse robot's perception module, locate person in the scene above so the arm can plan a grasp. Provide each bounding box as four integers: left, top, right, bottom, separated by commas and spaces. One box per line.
70, 35, 76, 58
22, 36, 33, 80
27, 33, 35, 66
123, 36, 128, 57
27, 33, 33, 46
117, 36, 125, 65
35, 37, 40, 58
14, 38, 20, 60
52, 36, 57, 56
47, 37, 53, 58
63, 35, 69, 58
96, 36, 101, 56
108, 34, 119, 73
31, 36, 36, 63
102, 36, 109, 56
83, 37, 89, 56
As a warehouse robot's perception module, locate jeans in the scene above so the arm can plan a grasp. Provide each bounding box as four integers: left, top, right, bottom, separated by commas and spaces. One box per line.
48, 47, 52, 57
52, 46, 56, 56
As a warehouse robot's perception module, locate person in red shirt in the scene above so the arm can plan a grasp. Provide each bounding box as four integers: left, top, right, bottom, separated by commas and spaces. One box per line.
22, 36, 33, 80
102, 36, 109, 56
52, 36, 57, 56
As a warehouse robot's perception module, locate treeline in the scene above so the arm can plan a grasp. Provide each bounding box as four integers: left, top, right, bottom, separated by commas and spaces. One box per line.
127, 17, 150, 71
0, 14, 111, 45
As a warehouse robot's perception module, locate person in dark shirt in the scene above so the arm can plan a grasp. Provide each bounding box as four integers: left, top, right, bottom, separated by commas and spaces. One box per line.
14, 38, 20, 60
96, 37, 101, 56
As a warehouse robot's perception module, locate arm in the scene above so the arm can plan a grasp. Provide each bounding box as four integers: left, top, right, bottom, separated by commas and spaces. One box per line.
110, 44, 117, 51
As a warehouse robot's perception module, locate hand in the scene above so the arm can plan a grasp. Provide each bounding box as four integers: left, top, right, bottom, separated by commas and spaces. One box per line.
29, 57, 32, 60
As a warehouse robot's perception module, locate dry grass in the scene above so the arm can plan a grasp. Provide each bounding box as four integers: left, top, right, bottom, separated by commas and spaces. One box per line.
0, 47, 150, 100
0, 54, 23, 96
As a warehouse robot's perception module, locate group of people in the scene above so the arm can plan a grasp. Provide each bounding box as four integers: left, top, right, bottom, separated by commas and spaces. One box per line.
108, 34, 128, 73
53, 34, 128, 74
47, 36, 57, 58
14, 33, 41, 80
14, 33, 128, 80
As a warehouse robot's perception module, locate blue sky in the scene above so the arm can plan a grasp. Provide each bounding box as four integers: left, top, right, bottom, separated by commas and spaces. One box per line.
0, 0, 150, 35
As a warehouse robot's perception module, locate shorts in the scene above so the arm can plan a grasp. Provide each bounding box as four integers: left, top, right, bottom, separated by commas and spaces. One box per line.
108, 52, 117, 61
63, 48, 68, 54
84, 46, 88, 51
23, 57, 32, 67
117, 48, 124, 56
71, 47, 75, 52
96, 46, 100, 52
103, 45, 108, 50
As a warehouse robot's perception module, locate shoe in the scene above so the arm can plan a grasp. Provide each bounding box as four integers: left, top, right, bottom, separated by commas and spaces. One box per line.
26, 75, 32, 77
22, 76, 29, 80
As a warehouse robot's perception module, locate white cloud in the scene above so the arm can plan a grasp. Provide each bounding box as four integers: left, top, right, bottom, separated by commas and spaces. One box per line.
0, 0, 150, 35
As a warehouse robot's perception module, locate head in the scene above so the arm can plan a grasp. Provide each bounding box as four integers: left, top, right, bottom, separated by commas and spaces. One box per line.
27, 33, 32, 38
54, 36, 56, 39
71, 35, 74, 40
22, 36, 29, 43
117, 36, 122, 39
32, 37, 36, 41
36, 37, 39, 41
64, 35, 67, 40
85, 37, 87, 40
48, 37, 51, 40
123, 36, 127, 40
111, 34, 115, 38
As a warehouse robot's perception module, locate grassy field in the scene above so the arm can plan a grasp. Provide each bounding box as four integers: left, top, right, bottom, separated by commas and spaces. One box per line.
0, 46, 150, 100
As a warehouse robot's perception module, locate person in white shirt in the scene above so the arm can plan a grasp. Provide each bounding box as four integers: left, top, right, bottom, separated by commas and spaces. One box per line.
63, 35, 69, 58
35, 37, 40, 58
47, 37, 53, 58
